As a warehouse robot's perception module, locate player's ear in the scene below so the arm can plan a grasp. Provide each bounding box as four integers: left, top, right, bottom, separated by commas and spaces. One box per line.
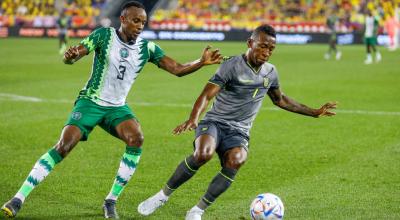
120, 15, 125, 24
247, 38, 252, 48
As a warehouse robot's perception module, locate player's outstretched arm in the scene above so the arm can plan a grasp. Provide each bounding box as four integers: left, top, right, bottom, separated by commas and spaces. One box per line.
267, 88, 337, 118
63, 45, 88, 65
173, 83, 221, 135
158, 45, 222, 77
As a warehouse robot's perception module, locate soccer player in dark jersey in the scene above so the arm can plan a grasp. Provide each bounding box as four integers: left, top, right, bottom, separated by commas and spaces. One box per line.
57, 11, 70, 55
138, 24, 337, 220
1, 1, 221, 219
325, 9, 342, 60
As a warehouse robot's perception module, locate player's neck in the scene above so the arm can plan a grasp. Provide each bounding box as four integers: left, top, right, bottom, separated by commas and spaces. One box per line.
243, 52, 262, 71
117, 28, 136, 45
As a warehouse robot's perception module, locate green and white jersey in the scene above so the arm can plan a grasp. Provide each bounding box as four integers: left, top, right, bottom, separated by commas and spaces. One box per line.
78, 27, 165, 106
364, 15, 379, 38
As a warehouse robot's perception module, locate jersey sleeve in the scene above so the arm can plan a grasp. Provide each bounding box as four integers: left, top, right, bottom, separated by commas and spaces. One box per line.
269, 65, 280, 89
148, 41, 165, 66
208, 61, 232, 87
80, 27, 109, 54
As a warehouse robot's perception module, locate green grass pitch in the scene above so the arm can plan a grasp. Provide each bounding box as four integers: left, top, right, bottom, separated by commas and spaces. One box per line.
0, 38, 399, 219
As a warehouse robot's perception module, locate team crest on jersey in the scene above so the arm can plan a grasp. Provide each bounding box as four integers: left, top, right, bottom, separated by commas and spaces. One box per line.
263, 77, 269, 88
120, 48, 129, 58
71, 112, 82, 120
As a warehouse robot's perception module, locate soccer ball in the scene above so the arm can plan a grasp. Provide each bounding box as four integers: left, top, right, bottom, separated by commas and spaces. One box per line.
250, 193, 284, 220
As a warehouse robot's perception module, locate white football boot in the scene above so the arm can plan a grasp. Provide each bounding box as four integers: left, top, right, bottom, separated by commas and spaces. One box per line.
375, 52, 382, 62
335, 51, 342, 60
137, 190, 168, 216
185, 206, 204, 220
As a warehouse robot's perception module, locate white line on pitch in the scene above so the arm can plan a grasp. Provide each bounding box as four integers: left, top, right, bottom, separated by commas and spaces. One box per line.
1, 93, 399, 116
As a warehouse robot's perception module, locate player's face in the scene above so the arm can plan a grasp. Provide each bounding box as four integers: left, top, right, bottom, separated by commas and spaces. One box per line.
248, 33, 276, 66
120, 7, 147, 41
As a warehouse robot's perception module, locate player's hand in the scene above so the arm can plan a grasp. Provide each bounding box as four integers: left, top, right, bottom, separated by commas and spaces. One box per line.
173, 119, 198, 135
315, 101, 337, 117
200, 45, 222, 65
63, 46, 80, 63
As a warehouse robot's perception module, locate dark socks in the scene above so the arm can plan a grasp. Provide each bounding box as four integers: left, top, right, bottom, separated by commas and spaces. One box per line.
198, 167, 237, 210
163, 155, 200, 196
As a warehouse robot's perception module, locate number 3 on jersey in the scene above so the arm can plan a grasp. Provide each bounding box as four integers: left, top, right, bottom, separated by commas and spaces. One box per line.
117, 65, 126, 80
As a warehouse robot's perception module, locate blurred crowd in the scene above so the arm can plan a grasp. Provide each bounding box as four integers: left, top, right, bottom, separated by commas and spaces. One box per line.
0, 0, 106, 27
1, 0, 399, 32
151, 0, 400, 31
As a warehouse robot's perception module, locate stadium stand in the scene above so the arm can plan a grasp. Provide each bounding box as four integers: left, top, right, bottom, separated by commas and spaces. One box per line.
150, 0, 399, 33
0, 0, 106, 28
0, 0, 398, 39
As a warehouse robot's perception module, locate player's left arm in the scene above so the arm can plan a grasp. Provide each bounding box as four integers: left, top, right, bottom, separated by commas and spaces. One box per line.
63, 44, 88, 65
267, 88, 337, 118
158, 45, 222, 77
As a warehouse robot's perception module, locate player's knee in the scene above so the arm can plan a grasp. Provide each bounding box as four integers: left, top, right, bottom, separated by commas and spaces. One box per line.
54, 140, 75, 158
224, 150, 247, 169
126, 132, 144, 147
193, 147, 214, 164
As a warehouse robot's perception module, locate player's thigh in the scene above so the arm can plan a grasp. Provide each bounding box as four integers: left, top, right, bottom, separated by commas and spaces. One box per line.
193, 121, 219, 162
65, 99, 104, 141
114, 119, 142, 139
101, 104, 140, 142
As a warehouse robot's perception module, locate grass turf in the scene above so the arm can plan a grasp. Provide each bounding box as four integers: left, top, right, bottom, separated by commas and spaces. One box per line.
0, 38, 399, 219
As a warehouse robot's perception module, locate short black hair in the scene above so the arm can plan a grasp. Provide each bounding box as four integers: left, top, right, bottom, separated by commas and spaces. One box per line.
252, 24, 276, 38
121, 1, 145, 13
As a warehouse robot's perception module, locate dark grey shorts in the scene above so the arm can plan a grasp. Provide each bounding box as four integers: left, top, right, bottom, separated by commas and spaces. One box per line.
194, 120, 249, 163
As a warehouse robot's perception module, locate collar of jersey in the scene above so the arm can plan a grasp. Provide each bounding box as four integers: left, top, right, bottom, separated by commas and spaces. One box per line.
114, 28, 137, 48
242, 54, 262, 74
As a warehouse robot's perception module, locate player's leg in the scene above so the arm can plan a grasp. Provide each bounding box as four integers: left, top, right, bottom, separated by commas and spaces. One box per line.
330, 38, 337, 53
59, 34, 67, 55
138, 121, 218, 216
1, 125, 82, 218
372, 38, 381, 62
165, 133, 217, 194
365, 40, 373, 64
2, 99, 100, 218
332, 36, 341, 60
325, 38, 334, 60
109, 118, 144, 199
186, 146, 248, 220
102, 117, 143, 218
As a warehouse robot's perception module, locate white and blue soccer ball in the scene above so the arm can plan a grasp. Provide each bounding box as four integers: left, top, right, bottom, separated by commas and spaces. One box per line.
250, 193, 284, 220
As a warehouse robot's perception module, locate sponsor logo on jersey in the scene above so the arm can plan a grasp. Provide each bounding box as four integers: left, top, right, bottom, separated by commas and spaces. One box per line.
238, 77, 254, 84
120, 48, 129, 59
71, 112, 82, 120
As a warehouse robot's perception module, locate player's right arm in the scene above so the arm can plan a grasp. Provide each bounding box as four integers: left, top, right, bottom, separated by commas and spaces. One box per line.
63, 45, 88, 65
63, 27, 108, 65
173, 83, 221, 135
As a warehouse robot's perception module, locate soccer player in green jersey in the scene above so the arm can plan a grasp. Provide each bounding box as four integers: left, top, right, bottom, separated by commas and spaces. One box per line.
138, 24, 337, 220
364, 9, 382, 64
1, 1, 221, 219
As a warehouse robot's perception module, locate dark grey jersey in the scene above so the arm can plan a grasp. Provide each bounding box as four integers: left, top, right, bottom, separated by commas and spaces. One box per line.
203, 55, 280, 136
